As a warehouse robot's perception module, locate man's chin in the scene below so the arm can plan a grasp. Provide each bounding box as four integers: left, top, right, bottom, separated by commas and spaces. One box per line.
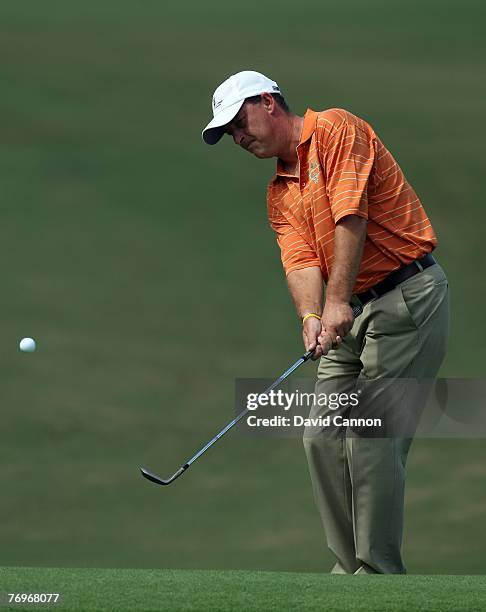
252, 148, 273, 159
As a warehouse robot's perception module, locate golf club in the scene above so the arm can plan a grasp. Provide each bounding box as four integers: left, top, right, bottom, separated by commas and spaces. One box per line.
140, 303, 363, 486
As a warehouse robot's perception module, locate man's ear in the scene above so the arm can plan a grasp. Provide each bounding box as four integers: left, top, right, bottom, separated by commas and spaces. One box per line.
261, 92, 275, 113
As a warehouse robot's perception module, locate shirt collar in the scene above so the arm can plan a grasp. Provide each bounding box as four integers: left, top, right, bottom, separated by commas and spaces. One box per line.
273, 108, 318, 179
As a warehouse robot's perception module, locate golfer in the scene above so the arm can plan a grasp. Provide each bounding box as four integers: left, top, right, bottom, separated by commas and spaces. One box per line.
202, 71, 449, 574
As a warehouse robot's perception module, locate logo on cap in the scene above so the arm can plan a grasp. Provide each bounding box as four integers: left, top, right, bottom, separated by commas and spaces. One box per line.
212, 96, 223, 110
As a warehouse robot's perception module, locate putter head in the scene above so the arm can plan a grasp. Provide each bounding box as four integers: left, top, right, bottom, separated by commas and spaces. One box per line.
140, 465, 187, 486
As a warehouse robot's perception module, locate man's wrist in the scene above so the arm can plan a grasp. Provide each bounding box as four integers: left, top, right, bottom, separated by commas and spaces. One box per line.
324, 295, 351, 307
299, 306, 322, 319
302, 312, 322, 325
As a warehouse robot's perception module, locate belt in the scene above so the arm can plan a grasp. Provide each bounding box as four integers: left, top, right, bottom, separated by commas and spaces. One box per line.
355, 253, 436, 307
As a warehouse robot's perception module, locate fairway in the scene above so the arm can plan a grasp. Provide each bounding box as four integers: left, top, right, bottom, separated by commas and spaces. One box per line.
2, 567, 486, 611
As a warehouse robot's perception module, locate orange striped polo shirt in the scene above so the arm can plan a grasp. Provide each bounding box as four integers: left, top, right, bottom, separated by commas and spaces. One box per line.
267, 108, 437, 293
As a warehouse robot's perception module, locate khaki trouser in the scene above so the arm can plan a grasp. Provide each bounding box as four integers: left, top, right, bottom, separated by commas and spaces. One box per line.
303, 263, 449, 574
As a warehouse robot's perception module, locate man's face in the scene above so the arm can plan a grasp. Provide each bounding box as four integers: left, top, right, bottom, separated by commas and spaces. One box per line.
224, 98, 275, 158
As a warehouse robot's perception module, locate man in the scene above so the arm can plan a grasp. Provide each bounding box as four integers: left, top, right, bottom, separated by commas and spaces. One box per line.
202, 71, 449, 574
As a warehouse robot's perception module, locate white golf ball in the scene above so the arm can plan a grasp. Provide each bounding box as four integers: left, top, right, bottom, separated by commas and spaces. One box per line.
19, 337, 36, 353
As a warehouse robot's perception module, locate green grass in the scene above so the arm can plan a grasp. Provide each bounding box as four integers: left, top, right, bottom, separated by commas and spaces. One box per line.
0, 0, 485, 577
2, 568, 486, 611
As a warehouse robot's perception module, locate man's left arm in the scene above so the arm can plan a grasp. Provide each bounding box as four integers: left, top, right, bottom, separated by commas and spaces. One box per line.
315, 116, 376, 354
318, 215, 367, 353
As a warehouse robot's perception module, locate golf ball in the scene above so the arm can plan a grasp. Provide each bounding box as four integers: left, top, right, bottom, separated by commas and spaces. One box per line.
19, 337, 36, 353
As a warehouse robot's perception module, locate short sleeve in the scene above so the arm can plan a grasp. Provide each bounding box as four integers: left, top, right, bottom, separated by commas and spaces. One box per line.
267, 202, 320, 275
318, 122, 375, 223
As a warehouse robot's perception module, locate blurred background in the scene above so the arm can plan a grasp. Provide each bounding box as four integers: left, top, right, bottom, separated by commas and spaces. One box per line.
1, 0, 485, 574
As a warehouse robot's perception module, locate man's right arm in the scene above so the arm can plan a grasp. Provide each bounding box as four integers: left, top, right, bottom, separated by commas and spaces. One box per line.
267, 199, 324, 356
286, 266, 325, 359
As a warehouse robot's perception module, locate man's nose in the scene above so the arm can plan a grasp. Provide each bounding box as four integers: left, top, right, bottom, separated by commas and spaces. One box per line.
232, 130, 244, 146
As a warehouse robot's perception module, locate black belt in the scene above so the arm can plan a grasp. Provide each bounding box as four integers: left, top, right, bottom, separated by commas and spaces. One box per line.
355, 253, 436, 307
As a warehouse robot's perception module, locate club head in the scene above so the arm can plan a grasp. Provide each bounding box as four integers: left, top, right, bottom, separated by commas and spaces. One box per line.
140, 465, 187, 486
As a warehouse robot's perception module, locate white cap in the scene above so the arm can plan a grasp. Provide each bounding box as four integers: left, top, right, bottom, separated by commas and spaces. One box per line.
202, 70, 280, 145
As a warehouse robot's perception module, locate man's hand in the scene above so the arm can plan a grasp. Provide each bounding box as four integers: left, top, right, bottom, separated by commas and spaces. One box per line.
318, 300, 354, 355
302, 315, 323, 360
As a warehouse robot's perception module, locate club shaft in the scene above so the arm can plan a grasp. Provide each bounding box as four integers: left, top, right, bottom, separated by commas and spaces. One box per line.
141, 302, 363, 485
184, 306, 363, 468
187, 350, 313, 466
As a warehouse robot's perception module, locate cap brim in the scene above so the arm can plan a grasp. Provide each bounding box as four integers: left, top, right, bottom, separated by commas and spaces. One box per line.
202, 99, 245, 145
